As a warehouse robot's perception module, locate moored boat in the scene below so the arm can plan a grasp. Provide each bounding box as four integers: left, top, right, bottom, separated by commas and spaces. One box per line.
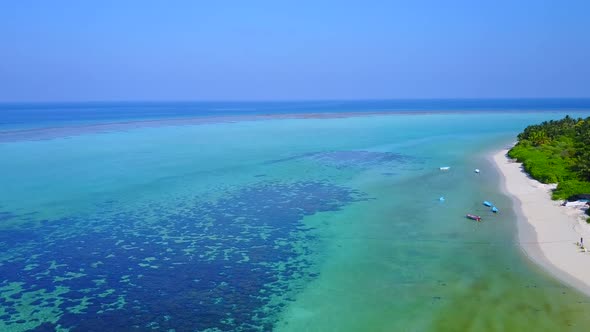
466, 214, 482, 221
439, 166, 450, 171
483, 201, 493, 207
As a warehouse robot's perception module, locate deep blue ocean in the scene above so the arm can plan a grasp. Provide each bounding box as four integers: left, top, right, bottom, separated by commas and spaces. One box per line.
2, 99, 590, 129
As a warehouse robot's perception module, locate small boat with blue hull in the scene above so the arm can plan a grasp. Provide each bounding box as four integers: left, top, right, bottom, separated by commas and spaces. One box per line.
483, 201, 493, 207
491, 206, 499, 213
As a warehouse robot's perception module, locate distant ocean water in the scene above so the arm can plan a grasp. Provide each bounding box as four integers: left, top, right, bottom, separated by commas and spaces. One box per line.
2, 98, 590, 130
1, 101, 590, 331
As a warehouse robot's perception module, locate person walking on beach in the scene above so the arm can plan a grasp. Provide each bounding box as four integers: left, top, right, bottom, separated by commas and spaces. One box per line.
581, 237, 584, 247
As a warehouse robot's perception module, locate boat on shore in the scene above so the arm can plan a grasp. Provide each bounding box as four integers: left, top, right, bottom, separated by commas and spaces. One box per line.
466, 214, 482, 222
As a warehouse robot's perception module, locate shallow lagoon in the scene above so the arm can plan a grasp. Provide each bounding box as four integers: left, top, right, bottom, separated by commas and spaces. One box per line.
1, 112, 590, 331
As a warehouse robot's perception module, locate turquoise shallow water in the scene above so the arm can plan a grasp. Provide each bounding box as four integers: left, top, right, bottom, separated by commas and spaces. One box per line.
1, 111, 590, 331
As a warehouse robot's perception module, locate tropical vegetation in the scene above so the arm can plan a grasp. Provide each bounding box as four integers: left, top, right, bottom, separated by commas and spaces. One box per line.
508, 115, 590, 221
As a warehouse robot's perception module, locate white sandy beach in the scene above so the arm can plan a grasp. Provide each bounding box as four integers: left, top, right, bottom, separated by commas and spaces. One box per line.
493, 149, 590, 296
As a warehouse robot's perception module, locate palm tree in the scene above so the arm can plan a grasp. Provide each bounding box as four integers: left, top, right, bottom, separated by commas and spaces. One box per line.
529, 130, 550, 146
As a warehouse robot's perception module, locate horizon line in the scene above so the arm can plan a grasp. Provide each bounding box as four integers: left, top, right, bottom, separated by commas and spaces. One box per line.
2, 97, 590, 105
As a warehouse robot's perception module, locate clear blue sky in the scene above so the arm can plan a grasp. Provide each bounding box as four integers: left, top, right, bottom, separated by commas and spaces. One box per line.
1, 0, 589, 102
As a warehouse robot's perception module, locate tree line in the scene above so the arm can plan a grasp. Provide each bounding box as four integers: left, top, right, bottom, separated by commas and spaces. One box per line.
509, 115, 590, 206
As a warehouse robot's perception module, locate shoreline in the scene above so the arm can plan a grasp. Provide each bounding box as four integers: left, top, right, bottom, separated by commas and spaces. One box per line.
492, 148, 590, 296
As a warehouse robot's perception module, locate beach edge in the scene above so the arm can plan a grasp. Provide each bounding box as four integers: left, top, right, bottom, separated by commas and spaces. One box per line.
491, 148, 590, 297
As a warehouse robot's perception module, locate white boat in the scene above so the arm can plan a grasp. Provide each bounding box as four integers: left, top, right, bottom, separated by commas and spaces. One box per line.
474, 168, 480, 173
439, 166, 450, 171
